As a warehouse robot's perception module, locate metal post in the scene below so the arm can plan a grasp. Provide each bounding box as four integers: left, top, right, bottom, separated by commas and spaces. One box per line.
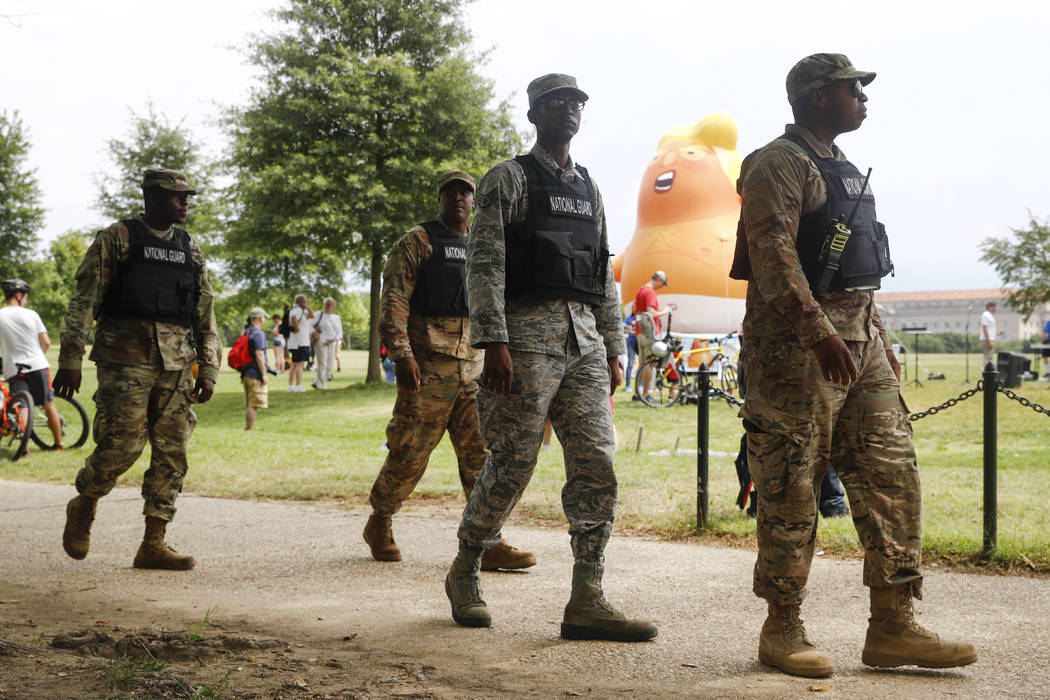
982, 361, 998, 558
696, 363, 710, 530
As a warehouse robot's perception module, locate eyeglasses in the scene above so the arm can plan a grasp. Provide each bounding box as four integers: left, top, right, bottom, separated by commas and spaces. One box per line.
823, 79, 864, 98
537, 97, 586, 112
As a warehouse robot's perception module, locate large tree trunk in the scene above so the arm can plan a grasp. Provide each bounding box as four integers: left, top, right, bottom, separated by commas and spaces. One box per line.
365, 238, 384, 383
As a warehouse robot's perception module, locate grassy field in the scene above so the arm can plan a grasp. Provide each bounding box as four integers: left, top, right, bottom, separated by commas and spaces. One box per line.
6, 348, 1049, 573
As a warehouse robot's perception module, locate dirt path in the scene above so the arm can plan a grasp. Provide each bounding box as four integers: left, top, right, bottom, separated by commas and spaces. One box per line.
1, 479, 1047, 699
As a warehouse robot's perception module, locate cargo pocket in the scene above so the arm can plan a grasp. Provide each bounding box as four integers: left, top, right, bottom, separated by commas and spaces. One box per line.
741, 399, 813, 498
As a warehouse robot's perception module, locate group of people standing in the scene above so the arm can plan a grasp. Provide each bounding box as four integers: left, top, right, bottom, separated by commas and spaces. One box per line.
51, 55, 978, 681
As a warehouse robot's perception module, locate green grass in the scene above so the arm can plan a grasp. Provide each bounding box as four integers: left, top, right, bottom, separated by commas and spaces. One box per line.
7, 349, 1050, 573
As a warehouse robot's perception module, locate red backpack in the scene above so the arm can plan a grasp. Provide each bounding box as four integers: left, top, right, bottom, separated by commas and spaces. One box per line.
227, 331, 253, 370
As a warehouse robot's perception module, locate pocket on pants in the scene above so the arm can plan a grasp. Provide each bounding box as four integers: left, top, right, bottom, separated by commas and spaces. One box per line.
742, 398, 813, 498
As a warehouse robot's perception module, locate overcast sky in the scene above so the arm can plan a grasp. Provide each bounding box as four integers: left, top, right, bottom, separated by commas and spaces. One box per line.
3, 0, 1049, 293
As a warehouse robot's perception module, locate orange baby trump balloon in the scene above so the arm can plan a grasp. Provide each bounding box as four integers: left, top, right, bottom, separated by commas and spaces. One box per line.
613, 111, 747, 334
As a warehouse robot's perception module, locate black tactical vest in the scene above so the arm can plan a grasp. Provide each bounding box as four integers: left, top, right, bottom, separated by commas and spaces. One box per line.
102, 218, 197, 326
782, 132, 893, 292
409, 220, 469, 317
505, 154, 606, 305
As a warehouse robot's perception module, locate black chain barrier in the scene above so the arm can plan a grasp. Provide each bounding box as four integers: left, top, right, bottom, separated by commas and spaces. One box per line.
708, 387, 744, 408
997, 385, 1050, 418
908, 382, 983, 422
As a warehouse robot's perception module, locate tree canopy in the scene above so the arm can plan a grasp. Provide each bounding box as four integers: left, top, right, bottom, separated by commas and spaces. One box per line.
0, 110, 45, 265
224, 0, 523, 380
979, 214, 1050, 320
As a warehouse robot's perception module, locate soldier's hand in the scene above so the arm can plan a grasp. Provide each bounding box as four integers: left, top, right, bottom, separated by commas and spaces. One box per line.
886, 349, 901, 382
395, 357, 421, 392
607, 357, 623, 396
52, 369, 82, 399
812, 335, 858, 386
192, 377, 215, 404
481, 343, 513, 397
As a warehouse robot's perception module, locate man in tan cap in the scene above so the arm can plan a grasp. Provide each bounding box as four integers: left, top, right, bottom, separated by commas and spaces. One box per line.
444, 74, 656, 643
363, 169, 535, 572
55, 168, 220, 571
729, 54, 975, 676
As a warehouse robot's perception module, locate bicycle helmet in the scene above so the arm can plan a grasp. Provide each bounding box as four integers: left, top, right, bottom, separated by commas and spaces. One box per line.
1, 279, 30, 297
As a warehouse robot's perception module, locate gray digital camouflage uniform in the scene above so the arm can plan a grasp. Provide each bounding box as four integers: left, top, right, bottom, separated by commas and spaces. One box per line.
370, 225, 486, 513
59, 215, 221, 521
737, 124, 922, 605
457, 143, 625, 559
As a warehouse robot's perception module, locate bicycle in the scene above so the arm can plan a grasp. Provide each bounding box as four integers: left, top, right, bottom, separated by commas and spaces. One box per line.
1, 363, 89, 451
0, 377, 33, 461
635, 324, 740, 408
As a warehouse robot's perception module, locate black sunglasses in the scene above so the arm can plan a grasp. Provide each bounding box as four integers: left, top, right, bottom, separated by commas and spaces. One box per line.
823, 79, 864, 98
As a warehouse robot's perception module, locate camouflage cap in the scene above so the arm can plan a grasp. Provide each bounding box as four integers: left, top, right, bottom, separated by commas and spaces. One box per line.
142, 168, 197, 195
436, 170, 476, 195
786, 53, 875, 104
526, 73, 588, 107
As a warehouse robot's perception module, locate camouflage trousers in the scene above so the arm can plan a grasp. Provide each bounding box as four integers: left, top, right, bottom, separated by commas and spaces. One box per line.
75, 362, 197, 522
457, 347, 617, 558
369, 352, 485, 515
740, 334, 922, 605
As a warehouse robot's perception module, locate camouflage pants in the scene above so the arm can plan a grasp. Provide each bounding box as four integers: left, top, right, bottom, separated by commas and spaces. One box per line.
740, 334, 922, 605
369, 352, 485, 515
75, 363, 197, 522
457, 347, 617, 558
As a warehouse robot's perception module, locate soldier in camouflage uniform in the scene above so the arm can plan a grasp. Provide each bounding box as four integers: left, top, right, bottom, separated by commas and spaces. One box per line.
730, 54, 976, 676
363, 170, 535, 572
55, 168, 221, 571
444, 74, 656, 643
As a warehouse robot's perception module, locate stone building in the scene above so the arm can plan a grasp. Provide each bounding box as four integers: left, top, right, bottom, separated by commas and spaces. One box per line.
875, 289, 1050, 341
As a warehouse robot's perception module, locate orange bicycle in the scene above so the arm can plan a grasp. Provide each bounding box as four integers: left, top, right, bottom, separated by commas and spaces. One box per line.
635, 326, 740, 408
0, 376, 33, 461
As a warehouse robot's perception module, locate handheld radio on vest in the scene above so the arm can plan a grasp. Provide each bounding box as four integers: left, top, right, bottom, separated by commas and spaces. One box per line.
814, 167, 872, 294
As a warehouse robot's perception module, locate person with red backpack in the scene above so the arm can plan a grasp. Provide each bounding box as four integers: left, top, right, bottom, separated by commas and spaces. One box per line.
235, 308, 270, 430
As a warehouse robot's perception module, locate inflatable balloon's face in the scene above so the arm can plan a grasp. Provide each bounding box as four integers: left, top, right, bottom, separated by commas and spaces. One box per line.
613, 111, 748, 335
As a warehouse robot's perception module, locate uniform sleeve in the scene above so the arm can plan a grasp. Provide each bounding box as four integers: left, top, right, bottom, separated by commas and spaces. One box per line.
466, 161, 524, 348
58, 225, 120, 371
871, 303, 890, 350
380, 229, 428, 362
741, 150, 837, 349
190, 244, 222, 383
591, 185, 626, 357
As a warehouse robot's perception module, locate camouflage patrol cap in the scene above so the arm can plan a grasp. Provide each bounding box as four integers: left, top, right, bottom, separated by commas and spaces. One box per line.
786, 53, 875, 104
527, 73, 589, 107
436, 170, 476, 195
142, 168, 197, 195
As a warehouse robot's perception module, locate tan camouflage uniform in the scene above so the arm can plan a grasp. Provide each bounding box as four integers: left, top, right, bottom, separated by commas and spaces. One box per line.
457, 143, 625, 559
738, 124, 922, 605
59, 215, 221, 521
369, 225, 486, 514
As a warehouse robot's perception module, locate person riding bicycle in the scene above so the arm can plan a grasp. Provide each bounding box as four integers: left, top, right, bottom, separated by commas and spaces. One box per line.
0, 279, 63, 448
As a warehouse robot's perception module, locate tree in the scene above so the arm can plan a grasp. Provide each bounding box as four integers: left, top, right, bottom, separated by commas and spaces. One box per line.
979, 214, 1050, 320
0, 110, 45, 263
224, 0, 523, 382
96, 102, 225, 256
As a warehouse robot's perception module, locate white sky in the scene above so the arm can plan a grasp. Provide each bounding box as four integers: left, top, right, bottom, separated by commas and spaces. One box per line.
3, 0, 1049, 293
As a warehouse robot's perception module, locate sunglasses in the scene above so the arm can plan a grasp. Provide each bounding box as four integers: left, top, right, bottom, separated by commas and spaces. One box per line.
537, 97, 586, 112
823, 79, 864, 98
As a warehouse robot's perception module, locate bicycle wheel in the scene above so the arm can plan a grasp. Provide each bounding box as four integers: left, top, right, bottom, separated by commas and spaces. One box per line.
2, 390, 34, 461
720, 363, 739, 396
636, 359, 680, 408
31, 395, 90, 450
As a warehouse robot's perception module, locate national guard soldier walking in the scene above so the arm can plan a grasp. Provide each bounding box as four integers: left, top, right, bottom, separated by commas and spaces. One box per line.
730, 54, 975, 676
55, 168, 221, 571
364, 170, 535, 572
444, 74, 656, 642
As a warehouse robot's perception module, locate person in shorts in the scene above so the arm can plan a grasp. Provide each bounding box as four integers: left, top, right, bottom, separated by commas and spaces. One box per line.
287, 294, 314, 392
0, 279, 63, 448
241, 307, 270, 430
270, 313, 286, 372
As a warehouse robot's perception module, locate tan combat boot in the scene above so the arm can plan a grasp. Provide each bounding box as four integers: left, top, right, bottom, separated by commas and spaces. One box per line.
133, 517, 196, 570
862, 586, 977, 668
481, 539, 536, 571
62, 495, 97, 560
758, 601, 833, 677
445, 546, 491, 628
362, 513, 401, 562
561, 556, 657, 642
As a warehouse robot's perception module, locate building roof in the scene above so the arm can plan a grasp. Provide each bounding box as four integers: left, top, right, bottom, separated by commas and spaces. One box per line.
875, 288, 1012, 303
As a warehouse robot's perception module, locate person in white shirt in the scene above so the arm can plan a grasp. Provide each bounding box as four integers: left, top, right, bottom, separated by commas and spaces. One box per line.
0, 279, 63, 447
287, 294, 314, 392
310, 297, 342, 390
980, 301, 999, 366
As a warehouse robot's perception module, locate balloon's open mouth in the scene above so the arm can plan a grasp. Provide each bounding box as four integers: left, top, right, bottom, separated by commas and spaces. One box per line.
654, 170, 675, 192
